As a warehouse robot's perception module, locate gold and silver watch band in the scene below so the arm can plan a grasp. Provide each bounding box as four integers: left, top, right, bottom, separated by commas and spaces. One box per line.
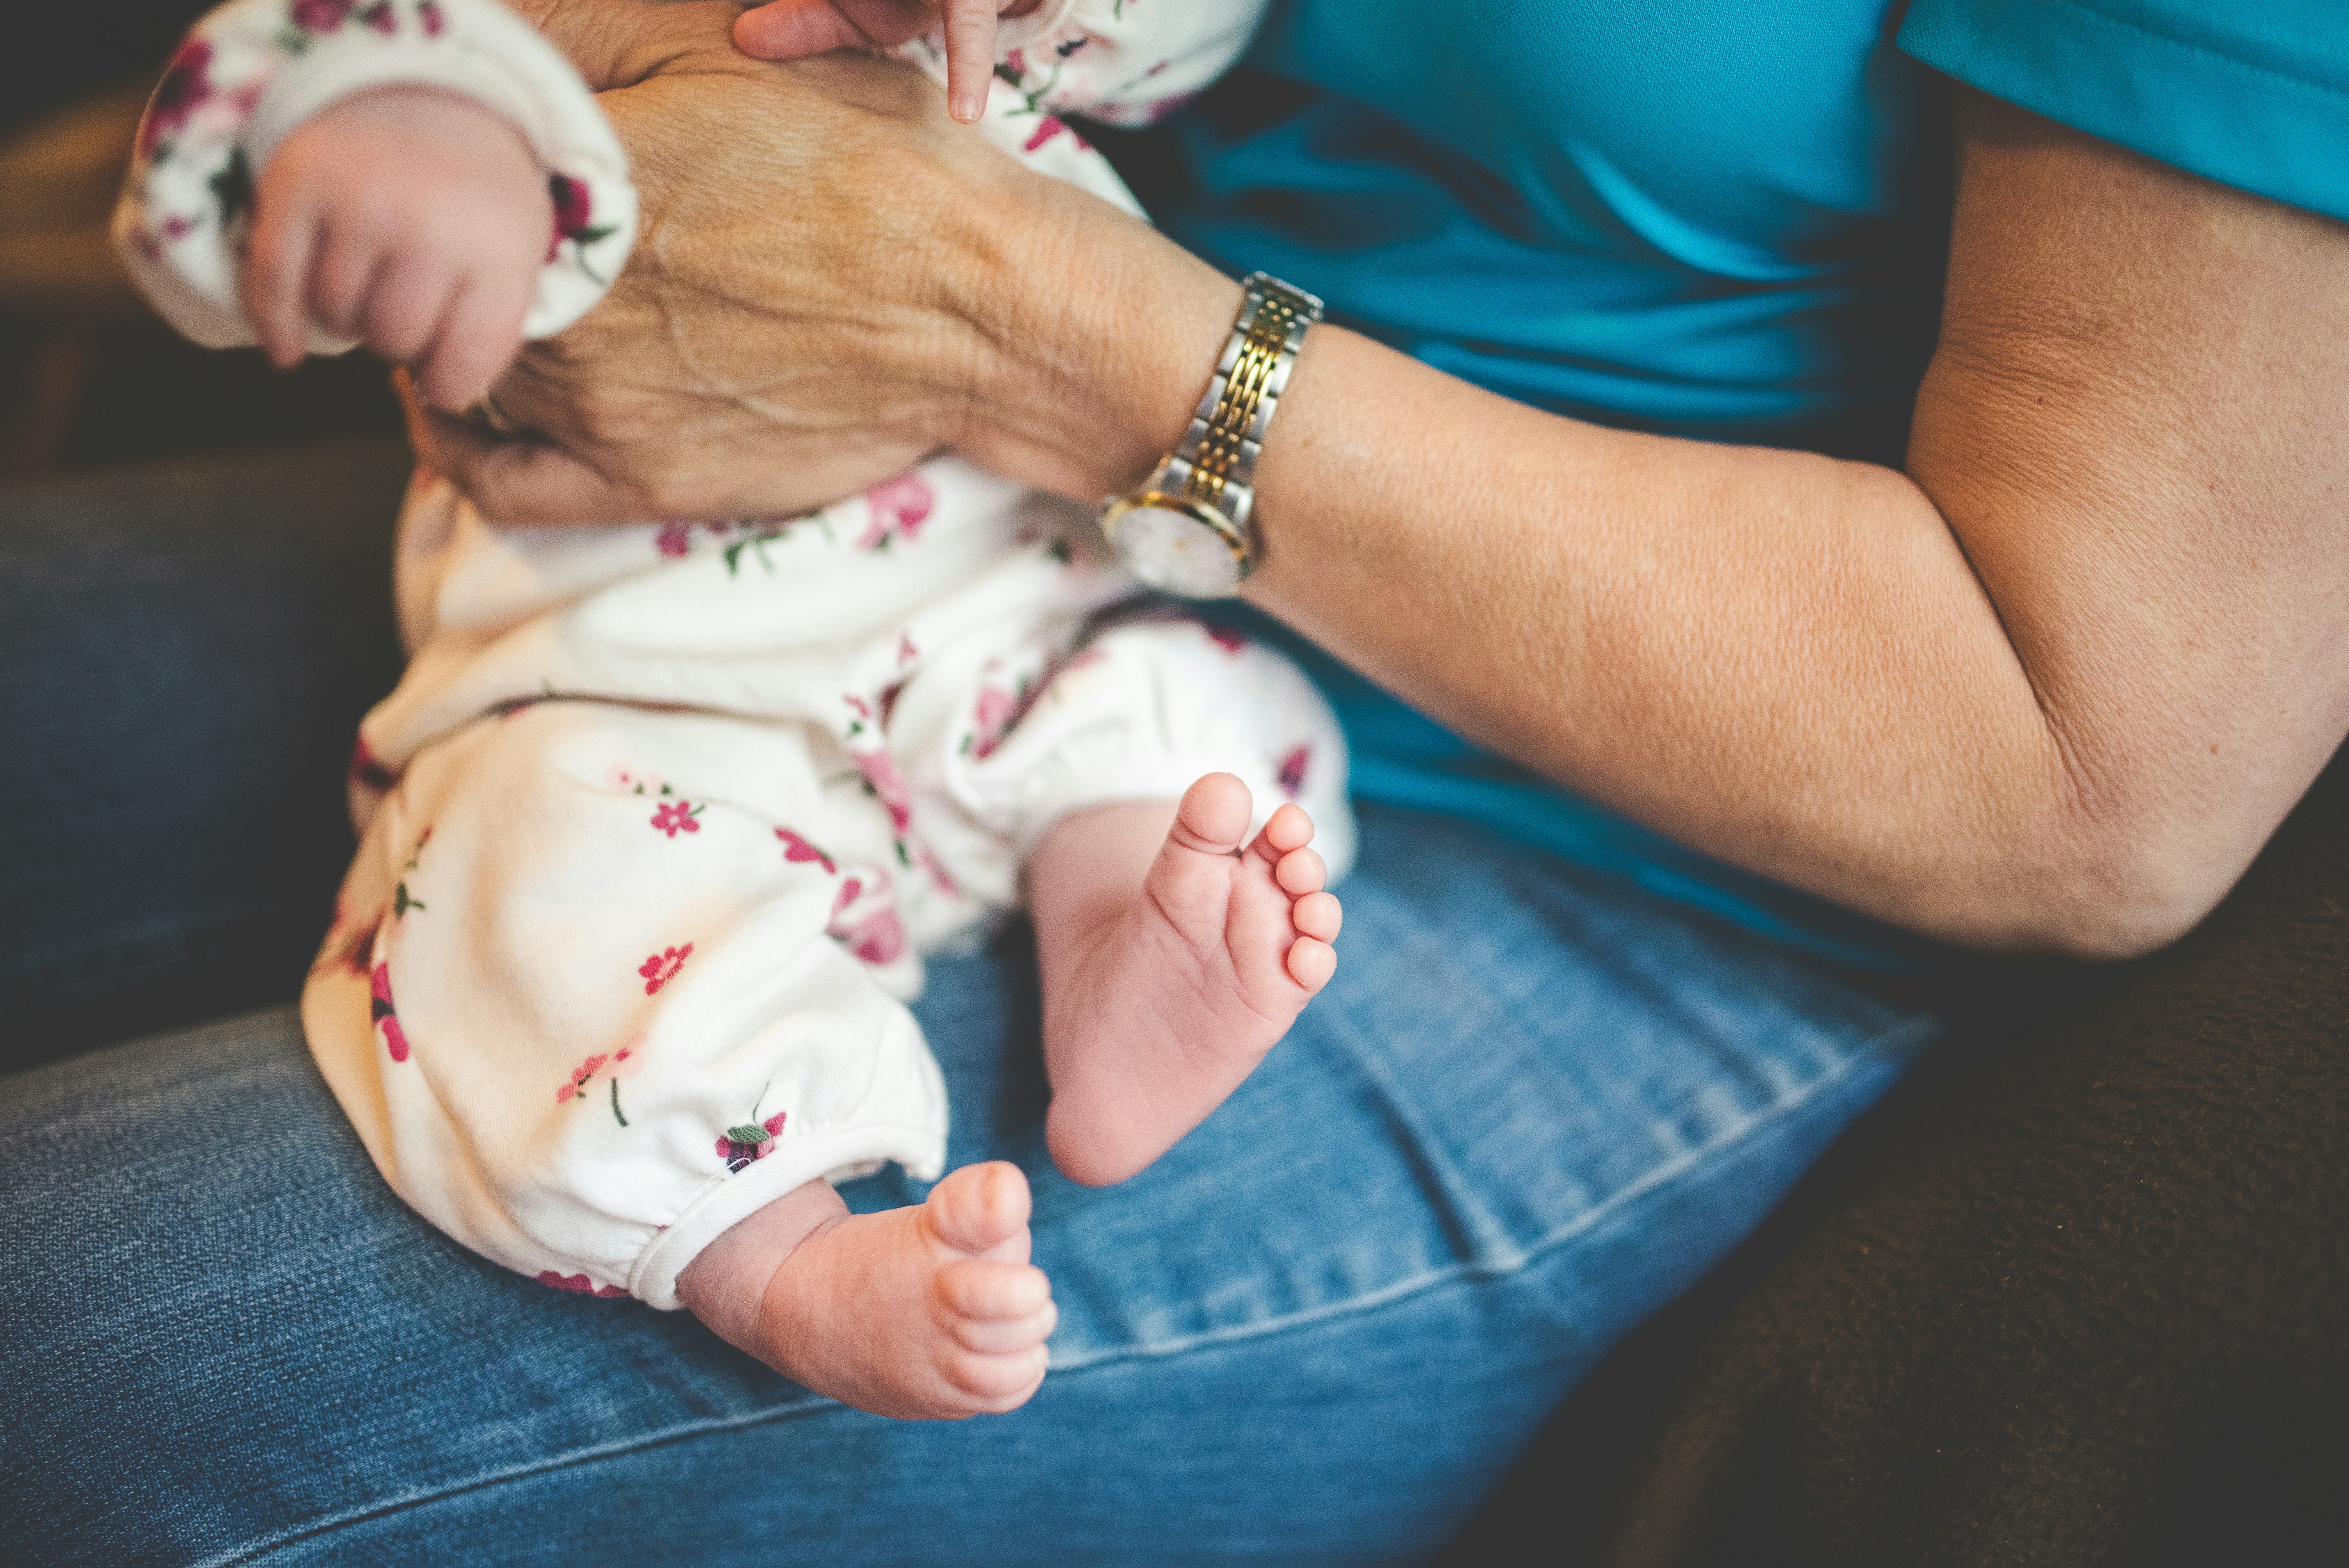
1160, 271, 1324, 541
1100, 271, 1323, 598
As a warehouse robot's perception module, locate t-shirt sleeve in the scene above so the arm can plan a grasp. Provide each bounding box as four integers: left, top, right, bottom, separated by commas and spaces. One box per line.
1896, 0, 2349, 222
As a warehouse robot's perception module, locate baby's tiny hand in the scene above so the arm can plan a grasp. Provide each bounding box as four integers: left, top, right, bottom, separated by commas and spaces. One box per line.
734, 0, 1043, 125
242, 85, 551, 410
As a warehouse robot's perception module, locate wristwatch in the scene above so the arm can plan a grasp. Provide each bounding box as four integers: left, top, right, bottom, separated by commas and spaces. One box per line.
1099, 271, 1322, 598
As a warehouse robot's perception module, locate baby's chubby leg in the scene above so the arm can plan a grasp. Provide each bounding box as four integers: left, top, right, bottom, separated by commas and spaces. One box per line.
1029, 774, 1344, 1187
677, 1163, 1053, 1420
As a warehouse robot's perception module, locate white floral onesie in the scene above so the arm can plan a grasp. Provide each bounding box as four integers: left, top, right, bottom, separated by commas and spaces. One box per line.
116, 0, 1351, 1308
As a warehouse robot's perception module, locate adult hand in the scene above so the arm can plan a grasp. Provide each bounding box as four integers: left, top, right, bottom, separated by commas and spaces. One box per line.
411, 0, 1237, 524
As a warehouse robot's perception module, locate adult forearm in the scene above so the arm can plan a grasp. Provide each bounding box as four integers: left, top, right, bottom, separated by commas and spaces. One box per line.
1241, 328, 2094, 952
909, 154, 2177, 955
980, 104, 2348, 960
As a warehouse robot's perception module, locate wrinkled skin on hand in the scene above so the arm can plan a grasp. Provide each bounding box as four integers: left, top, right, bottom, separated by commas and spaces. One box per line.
411, 0, 1214, 524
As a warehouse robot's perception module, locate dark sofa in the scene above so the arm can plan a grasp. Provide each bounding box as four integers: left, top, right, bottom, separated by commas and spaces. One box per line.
1450, 743, 2349, 1564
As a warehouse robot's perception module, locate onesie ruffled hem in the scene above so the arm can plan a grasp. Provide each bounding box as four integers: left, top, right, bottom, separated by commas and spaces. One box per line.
630, 1122, 948, 1310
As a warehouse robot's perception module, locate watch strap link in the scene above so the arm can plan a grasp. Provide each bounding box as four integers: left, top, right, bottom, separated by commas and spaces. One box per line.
1161, 272, 1323, 534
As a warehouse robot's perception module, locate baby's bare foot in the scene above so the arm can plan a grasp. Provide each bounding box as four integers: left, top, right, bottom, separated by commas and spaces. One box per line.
1042, 773, 1342, 1186
751, 1162, 1053, 1420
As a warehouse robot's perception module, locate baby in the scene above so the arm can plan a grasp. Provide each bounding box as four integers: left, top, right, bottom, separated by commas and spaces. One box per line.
116, 0, 1346, 1421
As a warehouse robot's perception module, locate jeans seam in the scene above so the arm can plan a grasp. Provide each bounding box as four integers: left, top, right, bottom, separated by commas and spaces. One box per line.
201, 1403, 846, 1568
1048, 1010, 1937, 1372
210, 1011, 1936, 1565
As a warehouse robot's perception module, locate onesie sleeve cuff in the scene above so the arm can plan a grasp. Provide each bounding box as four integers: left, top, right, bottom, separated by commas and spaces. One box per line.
629, 1121, 948, 1310
114, 0, 634, 354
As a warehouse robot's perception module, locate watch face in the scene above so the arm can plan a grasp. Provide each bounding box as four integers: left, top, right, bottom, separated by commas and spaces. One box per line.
1104, 499, 1247, 599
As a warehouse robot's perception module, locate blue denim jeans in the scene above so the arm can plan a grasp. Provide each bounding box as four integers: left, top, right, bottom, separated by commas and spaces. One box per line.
2, 797, 1936, 1564
0, 445, 1940, 1562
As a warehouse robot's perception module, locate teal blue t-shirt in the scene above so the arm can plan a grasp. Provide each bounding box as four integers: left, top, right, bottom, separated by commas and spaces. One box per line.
1127, 0, 2347, 970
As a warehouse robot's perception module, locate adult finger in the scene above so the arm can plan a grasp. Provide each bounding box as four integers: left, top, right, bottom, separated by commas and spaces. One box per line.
939, 0, 997, 122
402, 384, 639, 524
733, 0, 871, 60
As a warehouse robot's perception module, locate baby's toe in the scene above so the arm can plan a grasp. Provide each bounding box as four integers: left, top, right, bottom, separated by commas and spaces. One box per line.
1274, 845, 1326, 897
924, 1161, 1032, 1257
1293, 890, 1343, 942
935, 1258, 1052, 1323
939, 1343, 1050, 1404
948, 1298, 1058, 1355
1173, 772, 1253, 854
1286, 936, 1337, 992
1254, 802, 1315, 859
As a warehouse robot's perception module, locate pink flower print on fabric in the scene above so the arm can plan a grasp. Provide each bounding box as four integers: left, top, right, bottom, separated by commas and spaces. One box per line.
827, 877, 908, 966
856, 474, 933, 551
969, 684, 1020, 761
370, 960, 410, 1063
1203, 624, 1247, 654
639, 944, 692, 994
551, 173, 593, 237
716, 1111, 789, 1173
548, 174, 616, 274
852, 748, 914, 832
836, 907, 907, 966
839, 691, 875, 744
1024, 116, 1087, 155
536, 1270, 627, 1298
360, 0, 397, 35
559, 1035, 649, 1123
141, 41, 213, 157
603, 764, 664, 796
418, 0, 444, 34
775, 827, 836, 875
290, 0, 354, 34
917, 842, 961, 899
963, 653, 1067, 761
1278, 744, 1311, 799
650, 799, 702, 837
555, 1053, 608, 1104
654, 522, 693, 558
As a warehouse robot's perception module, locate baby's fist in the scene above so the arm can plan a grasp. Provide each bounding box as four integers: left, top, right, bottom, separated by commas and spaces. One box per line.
242, 85, 550, 410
